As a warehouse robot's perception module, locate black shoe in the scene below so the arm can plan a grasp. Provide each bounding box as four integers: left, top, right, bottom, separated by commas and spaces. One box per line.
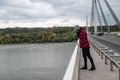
89, 67, 96, 71
80, 67, 87, 70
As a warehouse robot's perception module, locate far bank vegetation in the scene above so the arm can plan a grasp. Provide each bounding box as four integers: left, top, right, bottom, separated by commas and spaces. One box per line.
0, 27, 77, 44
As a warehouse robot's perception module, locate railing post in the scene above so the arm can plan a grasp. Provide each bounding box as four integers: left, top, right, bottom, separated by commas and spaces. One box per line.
98, 49, 101, 56
105, 56, 108, 64
118, 69, 120, 80
110, 61, 113, 71
101, 52, 104, 59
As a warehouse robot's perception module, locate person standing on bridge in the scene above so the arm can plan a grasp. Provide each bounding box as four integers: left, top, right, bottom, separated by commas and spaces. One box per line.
74, 25, 96, 71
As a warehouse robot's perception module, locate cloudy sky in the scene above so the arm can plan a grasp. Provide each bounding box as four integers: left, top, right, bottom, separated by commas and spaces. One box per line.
0, 0, 120, 28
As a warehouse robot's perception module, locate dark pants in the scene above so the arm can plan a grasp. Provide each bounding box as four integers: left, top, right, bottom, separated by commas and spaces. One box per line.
82, 47, 95, 68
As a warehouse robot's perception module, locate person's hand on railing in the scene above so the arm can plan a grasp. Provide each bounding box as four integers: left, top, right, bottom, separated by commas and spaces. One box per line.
76, 42, 80, 46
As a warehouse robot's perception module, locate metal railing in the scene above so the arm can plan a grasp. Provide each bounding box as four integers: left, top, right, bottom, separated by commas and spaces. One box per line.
89, 37, 120, 80
63, 40, 81, 80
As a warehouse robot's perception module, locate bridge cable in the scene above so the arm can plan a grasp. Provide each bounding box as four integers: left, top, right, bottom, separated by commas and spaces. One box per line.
104, 0, 120, 30
90, 0, 95, 27
97, 0, 109, 32
94, 0, 103, 32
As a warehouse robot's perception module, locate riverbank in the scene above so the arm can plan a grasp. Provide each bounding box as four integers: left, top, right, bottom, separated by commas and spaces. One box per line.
0, 27, 77, 44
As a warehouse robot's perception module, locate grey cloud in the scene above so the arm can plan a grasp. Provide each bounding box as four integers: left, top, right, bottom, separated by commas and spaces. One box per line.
0, 0, 120, 25
61, 19, 69, 22
0, 0, 58, 21
31, 0, 91, 19
32, 0, 91, 15
31, 0, 78, 5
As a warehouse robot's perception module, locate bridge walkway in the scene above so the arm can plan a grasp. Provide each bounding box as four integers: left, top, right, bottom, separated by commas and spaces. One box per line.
79, 45, 118, 80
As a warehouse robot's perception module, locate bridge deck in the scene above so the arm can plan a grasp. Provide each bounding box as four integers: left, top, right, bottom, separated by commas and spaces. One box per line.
79, 45, 118, 80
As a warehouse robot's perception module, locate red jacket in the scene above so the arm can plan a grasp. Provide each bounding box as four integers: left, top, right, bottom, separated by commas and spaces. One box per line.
77, 27, 90, 48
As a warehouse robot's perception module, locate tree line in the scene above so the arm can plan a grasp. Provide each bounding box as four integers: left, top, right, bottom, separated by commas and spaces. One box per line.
88, 25, 120, 32
0, 27, 77, 44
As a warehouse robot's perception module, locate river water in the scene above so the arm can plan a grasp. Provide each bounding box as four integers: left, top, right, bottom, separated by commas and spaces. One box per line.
0, 43, 75, 80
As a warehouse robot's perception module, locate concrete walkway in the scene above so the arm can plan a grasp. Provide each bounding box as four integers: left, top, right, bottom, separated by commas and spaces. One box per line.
79, 45, 118, 80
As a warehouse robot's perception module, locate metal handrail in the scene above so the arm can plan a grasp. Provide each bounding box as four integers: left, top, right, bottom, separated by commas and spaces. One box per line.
89, 38, 120, 80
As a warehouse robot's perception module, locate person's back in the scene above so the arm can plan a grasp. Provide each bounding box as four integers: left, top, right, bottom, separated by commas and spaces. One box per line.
78, 27, 90, 48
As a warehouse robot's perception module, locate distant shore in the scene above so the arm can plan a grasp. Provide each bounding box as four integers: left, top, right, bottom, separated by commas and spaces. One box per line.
0, 27, 77, 44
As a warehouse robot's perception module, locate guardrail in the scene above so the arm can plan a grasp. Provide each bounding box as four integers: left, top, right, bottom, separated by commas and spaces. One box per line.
89, 37, 120, 80
63, 40, 81, 80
